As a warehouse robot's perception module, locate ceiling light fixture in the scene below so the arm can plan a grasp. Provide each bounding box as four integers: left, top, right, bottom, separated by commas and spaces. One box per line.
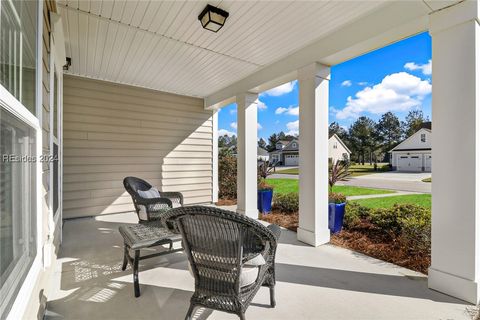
198, 4, 229, 33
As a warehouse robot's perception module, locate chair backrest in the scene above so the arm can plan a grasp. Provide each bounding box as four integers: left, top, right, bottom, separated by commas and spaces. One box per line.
165, 206, 268, 295
123, 176, 153, 213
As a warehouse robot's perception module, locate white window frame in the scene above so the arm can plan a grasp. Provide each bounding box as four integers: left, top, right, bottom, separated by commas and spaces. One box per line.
49, 34, 63, 243
3, 1, 44, 319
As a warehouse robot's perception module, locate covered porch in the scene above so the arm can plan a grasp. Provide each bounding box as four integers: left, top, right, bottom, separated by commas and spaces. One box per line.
5, 0, 480, 318
55, 0, 480, 307
45, 211, 470, 320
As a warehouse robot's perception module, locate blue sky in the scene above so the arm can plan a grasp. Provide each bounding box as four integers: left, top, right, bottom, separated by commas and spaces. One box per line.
218, 32, 432, 141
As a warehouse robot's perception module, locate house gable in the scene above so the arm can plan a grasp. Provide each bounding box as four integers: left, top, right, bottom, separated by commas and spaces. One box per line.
283, 139, 299, 151
329, 134, 351, 154
391, 128, 431, 152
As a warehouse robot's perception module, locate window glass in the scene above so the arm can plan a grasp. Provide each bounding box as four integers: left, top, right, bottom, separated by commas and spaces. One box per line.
421, 134, 426, 142
53, 72, 58, 137
0, 0, 37, 114
0, 109, 37, 316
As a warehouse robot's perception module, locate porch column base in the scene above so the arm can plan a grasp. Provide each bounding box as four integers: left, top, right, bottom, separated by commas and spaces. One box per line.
236, 208, 258, 220
297, 227, 329, 247
428, 267, 479, 304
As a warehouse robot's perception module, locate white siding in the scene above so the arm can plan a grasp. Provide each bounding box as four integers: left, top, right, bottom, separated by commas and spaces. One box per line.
392, 129, 431, 151
329, 135, 350, 162
63, 75, 213, 218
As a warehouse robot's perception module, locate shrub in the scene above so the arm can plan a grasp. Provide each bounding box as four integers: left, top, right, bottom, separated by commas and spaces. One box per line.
272, 193, 299, 214
344, 203, 431, 253
329, 192, 346, 204
343, 202, 370, 228
397, 206, 431, 253
218, 153, 237, 199
369, 204, 430, 236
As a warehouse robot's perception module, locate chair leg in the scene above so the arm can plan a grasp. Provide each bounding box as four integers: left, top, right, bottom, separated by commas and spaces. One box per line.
185, 303, 195, 320
121, 245, 128, 271
133, 250, 141, 298
269, 286, 276, 308
239, 312, 246, 320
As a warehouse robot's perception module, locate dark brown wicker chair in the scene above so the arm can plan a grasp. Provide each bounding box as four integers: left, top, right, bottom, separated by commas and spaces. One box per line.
164, 206, 281, 320
123, 176, 183, 223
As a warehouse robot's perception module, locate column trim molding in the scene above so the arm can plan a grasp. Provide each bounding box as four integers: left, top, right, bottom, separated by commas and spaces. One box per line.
429, 0, 479, 35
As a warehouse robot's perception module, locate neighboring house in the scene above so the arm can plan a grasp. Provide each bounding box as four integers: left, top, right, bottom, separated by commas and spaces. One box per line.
390, 123, 432, 172
257, 147, 270, 161
222, 145, 270, 161
269, 134, 351, 166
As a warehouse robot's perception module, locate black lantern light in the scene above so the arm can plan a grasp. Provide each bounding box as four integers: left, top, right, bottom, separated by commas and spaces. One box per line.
198, 4, 229, 33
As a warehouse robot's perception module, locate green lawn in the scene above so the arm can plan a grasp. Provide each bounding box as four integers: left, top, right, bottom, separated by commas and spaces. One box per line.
274, 163, 390, 177
265, 178, 394, 196
275, 168, 299, 174
351, 194, 431, 209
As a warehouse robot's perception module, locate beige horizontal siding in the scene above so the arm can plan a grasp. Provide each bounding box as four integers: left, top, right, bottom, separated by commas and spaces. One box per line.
63, 75, 213, 218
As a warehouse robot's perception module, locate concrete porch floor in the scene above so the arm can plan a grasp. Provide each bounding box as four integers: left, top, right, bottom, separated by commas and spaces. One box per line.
46, 211, 473, 320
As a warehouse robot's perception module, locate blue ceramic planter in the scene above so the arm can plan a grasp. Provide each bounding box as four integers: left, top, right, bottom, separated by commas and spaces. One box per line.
258, 189, 273, 214
328, 202, 346, 233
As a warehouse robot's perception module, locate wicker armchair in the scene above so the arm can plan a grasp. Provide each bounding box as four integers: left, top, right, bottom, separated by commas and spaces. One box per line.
123, 176, 184, 223
164, 206, 281, 320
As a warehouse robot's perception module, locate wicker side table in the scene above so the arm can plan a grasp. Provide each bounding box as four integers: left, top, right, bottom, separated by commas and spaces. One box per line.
118, 222, 183, 297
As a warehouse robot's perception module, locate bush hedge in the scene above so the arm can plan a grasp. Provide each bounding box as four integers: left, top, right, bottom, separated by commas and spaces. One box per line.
218, 153, 237, 199
272, 193, 299, 214
344, 202, 431, 253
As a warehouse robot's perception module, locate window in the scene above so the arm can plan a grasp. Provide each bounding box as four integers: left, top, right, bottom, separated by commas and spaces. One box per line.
421, 133, 426, 142
0, 0, 37, 115
0, 0, 38, 316
292, 143, 297, 148
333, 142, 338, 149
0, 110, 37, 316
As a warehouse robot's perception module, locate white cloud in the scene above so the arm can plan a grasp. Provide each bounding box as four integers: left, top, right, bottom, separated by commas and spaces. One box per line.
229, 121, 262, 130
333, 72, 431, 120
404, 59, 432, 75
257, 100, 267, 110
262, 81, 297, 97
358, 82, 368, 86
229, 109, 237, 115
218, 129, 236, 137
275, 106, 299, 116
286, 120, 299, 136
341, 80, 352, 87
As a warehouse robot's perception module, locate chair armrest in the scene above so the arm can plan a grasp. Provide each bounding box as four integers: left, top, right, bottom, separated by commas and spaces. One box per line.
160, 192, 184, 206
135, 196, 172, 208
267, 224, 281, 241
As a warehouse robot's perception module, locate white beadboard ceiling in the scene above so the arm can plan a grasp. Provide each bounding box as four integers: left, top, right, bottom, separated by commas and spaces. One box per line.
58, 0, 386, 98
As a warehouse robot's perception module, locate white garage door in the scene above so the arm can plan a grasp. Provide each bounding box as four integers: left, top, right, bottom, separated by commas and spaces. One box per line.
397, 155, 422, 172
425, 154, 432, 172
285, 154, 299, 166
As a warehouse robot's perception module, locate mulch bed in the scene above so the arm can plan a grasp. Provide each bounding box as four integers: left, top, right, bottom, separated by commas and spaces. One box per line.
216, 199, 237, 206
260, 212, 430, 274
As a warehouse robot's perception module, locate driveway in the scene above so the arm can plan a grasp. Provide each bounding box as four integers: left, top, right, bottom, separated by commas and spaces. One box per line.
338, 172, 431, 193
270, 171, 432, 193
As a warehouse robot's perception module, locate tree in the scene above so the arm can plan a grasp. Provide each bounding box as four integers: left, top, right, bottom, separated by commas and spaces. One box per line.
277, 131, 287, 141
402, 110, 428, 138
267, 133, 279, 152
348, 116, 376, 164
375, 112, 402, 161
329, 122, 348, 141
258, 138, 267, 149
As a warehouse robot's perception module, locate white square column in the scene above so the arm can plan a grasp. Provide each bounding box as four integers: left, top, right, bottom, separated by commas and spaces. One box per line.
428, 1, 480, 304
297, 63, 331, 246
236, 93, 258, 219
